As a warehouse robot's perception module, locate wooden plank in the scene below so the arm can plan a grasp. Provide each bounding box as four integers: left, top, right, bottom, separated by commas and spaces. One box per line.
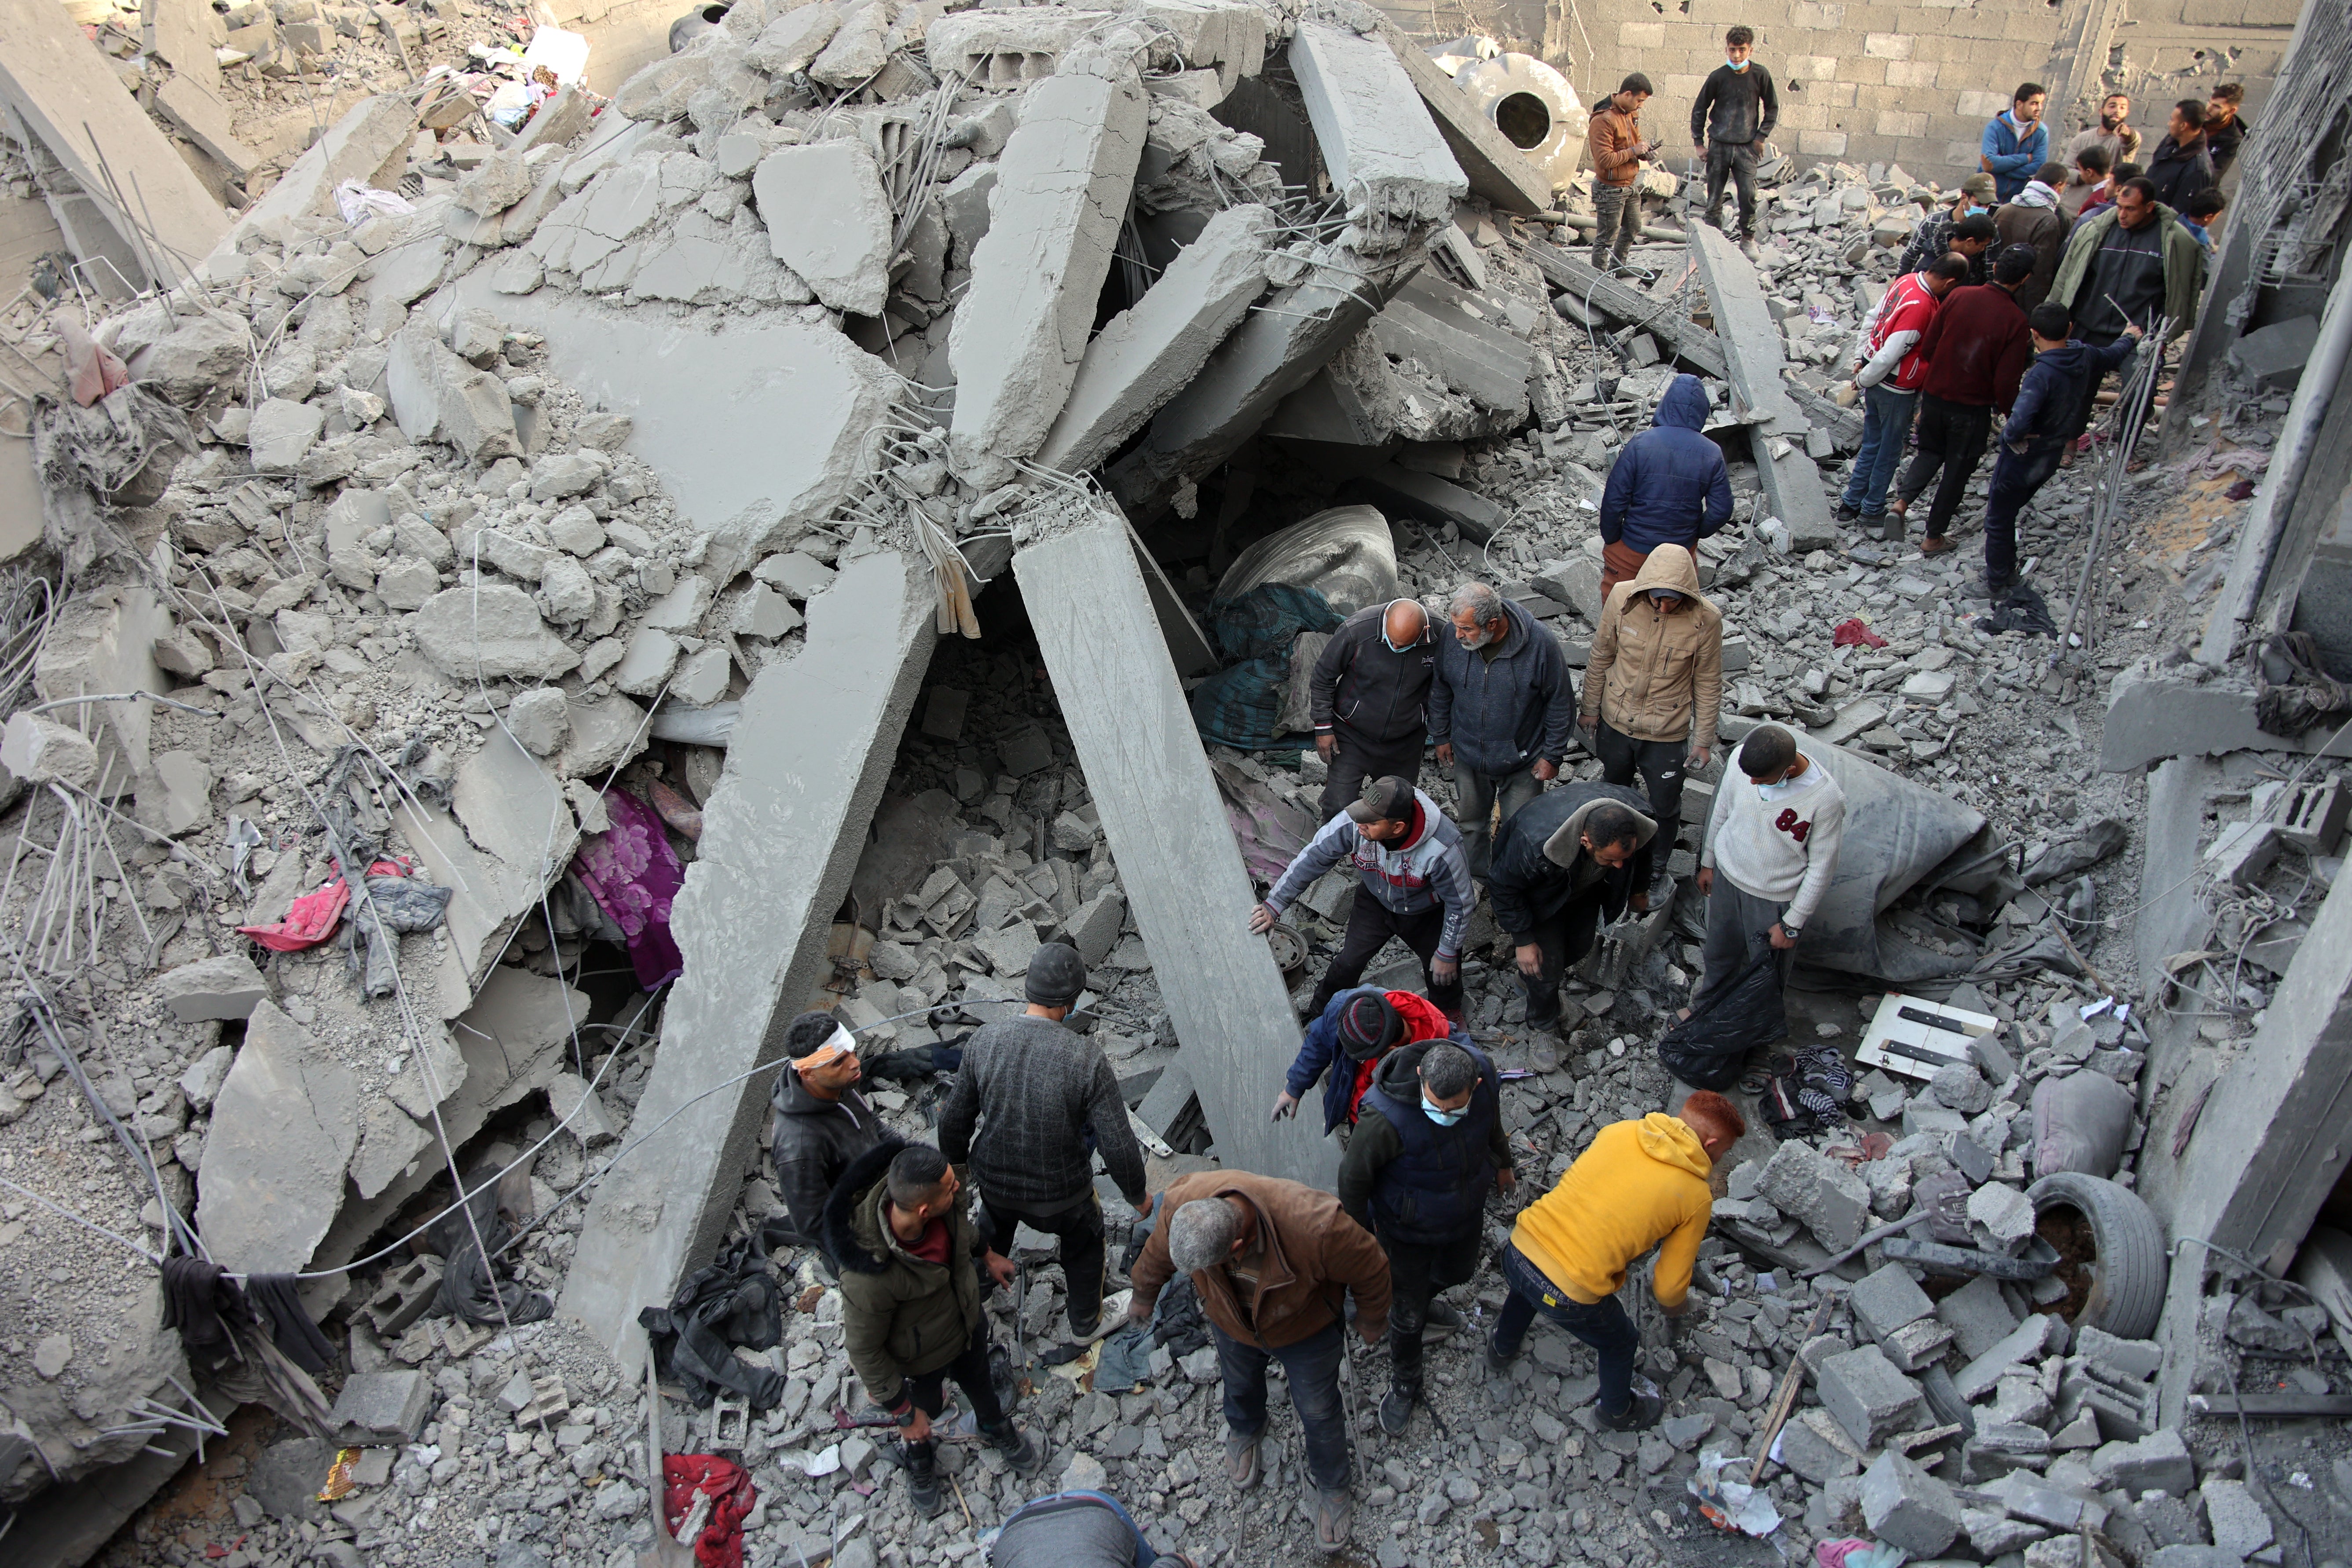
1686, 223, 1837, 542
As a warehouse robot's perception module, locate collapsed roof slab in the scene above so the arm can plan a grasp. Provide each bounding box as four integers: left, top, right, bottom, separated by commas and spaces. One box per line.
947, 39, 1150, 489
0, 0, 226, 282
1289, 21, 1465, 249
561, 549, 938, 1361
1371, 16, 1549, 216
1011, 495, 1336, 1187
1686, 223, 1837, 546
1034, 202, 1275, 474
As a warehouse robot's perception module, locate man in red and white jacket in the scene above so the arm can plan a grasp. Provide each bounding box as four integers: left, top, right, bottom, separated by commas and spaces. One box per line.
1835, 252, 1969, 532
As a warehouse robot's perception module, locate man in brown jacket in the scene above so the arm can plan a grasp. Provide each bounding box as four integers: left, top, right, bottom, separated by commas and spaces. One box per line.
1992, 161, 2070, 309
1586, 74, 1657, 272
1127, 1171, 1391, 1554
1577, 544, 1721, 901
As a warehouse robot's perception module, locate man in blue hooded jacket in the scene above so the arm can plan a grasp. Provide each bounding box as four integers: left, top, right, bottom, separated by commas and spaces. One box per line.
1596, 374, 1733, 599
1978, 301, 2142, 598
1979, 83, 2052, 202
1429, 588, 1579, 879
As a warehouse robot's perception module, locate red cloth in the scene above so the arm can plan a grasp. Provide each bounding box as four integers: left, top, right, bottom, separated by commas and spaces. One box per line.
1831, 618, 1887, 650
662, 1455, 757, 1568
1863, 273, 1941, 392
1913, 283, 2034, 412
236, 859, 407, 951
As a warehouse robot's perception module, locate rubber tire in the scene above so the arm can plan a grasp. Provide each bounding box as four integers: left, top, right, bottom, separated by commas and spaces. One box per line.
2026, 1171, 2168, 1340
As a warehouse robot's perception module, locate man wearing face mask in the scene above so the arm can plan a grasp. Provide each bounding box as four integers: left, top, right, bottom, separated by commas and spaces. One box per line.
1485, 788, 1657, 1038
1692, 725, 1846, 1015
1308, 597, 1437, 821
1337, 1040, 1514, 1435
1896, 174, 1997, 279
1690, 26, 1777, 246
1251, 775, 1473, 1020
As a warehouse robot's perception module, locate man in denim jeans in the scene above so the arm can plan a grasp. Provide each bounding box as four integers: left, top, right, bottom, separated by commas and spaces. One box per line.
1486, 1093, 1745, 1429
1836, 253, 1966, 532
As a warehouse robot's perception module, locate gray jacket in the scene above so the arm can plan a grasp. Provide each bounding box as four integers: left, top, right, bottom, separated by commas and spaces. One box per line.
1265, 789, 1475, 960
1428, 597, 1578, 777
769, 1067, 895, 1248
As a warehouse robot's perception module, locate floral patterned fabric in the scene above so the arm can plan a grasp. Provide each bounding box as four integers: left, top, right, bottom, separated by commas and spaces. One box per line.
572, 788, 685, 989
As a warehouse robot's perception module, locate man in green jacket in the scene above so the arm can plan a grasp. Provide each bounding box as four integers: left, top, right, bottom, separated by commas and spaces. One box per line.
2048, 178, 2203, 443
825, 1143, 1045, 1516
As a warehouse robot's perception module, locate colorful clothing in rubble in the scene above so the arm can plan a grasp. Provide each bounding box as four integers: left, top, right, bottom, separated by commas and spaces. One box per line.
572, 787, 685, 988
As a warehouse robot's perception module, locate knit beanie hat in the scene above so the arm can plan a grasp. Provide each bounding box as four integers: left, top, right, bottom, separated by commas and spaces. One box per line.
1336, 993, 1401, 1057
1025, 941, 1088, 1007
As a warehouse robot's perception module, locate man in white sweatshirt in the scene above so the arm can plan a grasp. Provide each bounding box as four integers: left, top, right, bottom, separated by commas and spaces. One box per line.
1691, 725, 1846, 1015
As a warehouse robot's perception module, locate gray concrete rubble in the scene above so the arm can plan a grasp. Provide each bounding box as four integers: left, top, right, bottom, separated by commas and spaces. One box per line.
1289, 19, 1467, 252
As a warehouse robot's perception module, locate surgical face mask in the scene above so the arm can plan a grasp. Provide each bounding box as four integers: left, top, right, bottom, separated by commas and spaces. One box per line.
1756, 773, 1803, 802
1422, 1093, 1469, 1127
1726, 57, 1748, 71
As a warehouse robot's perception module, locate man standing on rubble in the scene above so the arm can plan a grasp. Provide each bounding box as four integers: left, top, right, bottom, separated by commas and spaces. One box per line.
1485, 785, 1656, 1038
1587, 74, 1660, 273
2050, 177, 2199, 453
1896, 174, 1997, 279
1429, 583, 1578, 878
1692, 725, 1846, 1010
1308, 597, 1436, 821
828, 1143, 1045, 1517
1690, 26, 1777, 246
939, 942, 1152, 1341
2063, 93, 2141, 178
2143, 100, 2219, 212
1993, 163, 2071, 308
1596, 374, 1734, 598
1250, 775, 1473, 1019
1977, 304, 2144, 599
1887, 246, 2037, 553
769, 1011, 897, 1257
1978, 83, 2051, 202
1579, 542, 1720, 897
1126, 1172, 1392, 1552
1836, 253, 1968, 532
1337, 1039, 1513, 1436
1486, 1092, 1746, 1431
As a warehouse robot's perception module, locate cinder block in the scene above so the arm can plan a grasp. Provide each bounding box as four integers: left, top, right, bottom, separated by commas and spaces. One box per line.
363, 1255, 445, 1336
1818, 1345, 1928, 1449
1850, 1261, 1936, 1341
1619, 21, 1666, 47
330, 1370, 434, 1446
2074, 1325, 2162, 1381
1861, 1448, 1962, 1556
1955, 1312, 2066, 1401
1780, 103, 1832, 131
1788, 55, 1839, 79
1841, 59, 1889, 87
1789, 3, 1847, 26
2088, 1429, 2195, 1497
1799, 129, 1850, 156
1862, 32, 1912, 57
1887, 60, 1938, 88
1814, 81, 1860, 109
1934, 1274, 2020, 1361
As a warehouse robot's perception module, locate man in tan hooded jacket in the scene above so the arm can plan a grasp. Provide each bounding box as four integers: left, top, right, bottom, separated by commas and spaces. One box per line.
1579, 544, 1722, 899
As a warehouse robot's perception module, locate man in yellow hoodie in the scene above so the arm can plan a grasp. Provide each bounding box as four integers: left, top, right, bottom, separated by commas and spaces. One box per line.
1485, 1092, 1745, 1430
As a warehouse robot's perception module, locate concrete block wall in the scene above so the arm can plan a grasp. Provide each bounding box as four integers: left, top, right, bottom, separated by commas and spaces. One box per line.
1377, 0, 2297, 189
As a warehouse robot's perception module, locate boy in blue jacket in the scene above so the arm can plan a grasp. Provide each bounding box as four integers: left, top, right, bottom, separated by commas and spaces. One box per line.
1979, 302, 2143, 598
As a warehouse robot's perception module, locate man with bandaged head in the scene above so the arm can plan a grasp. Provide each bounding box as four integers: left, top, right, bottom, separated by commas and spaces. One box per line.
769, 1010, 897, 1253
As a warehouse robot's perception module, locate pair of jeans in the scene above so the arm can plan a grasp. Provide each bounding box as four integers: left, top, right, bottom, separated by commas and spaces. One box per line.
901, 1331, 1005, 1428
1591, 182, 1642, 268
1513, 894, 1608, 1031
1703, 140, 1759, 236
1691, 874, 1789, 1017
1452, 758, 1544, 879
982, 1191, 1107, 1333
1838, 383, 1919, 519
1319, 728, 1426, 821
1382, 1229, 1482, 1397
1215, 1319, 1351, 1491
1491, 1242, 1641, 1417
1983, 439, 2065, 587
1592, 718, 1686, 859
1896, 393, 1993, 538
1306, 886, 1464, 1018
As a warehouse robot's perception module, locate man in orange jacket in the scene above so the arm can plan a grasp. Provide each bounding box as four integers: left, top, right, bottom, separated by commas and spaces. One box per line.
1485, 1092, 1745, 1429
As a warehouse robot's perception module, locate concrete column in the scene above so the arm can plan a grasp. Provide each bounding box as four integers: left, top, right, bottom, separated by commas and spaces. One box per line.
1688, 224, 1835, 543
947, 37, 1150, 489
1012, 495, 1336, 1187
560, 549, 937, 1360
1289, 22, 1466, 251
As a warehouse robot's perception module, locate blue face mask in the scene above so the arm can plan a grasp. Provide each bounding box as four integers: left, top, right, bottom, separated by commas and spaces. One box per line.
1726, 57, 1749, 71
1757, 773, 1802, 802
1422, 1092, 1469, 1127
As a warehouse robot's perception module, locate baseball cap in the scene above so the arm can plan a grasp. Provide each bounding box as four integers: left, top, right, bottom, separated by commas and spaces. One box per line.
1960, 172, 1997, 201
1347, 775, 1417, 826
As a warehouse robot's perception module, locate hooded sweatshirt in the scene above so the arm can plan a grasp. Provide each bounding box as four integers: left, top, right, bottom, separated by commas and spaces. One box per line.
1509, 1114, 1715, 1310
2001, 334, 2142, 447
1597, 375, 1733, 557
1264, 791, 1474, 960
1484, 782, 1656, 940
1582, 545, 1724, 749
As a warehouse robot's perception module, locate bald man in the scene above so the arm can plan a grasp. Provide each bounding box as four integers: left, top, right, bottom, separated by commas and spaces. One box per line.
1308, 597, 1439, 819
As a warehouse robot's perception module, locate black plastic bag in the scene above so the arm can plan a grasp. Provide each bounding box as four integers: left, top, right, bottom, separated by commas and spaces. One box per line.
640, 1233, 785, 1409
1657, 939, 1785, 1090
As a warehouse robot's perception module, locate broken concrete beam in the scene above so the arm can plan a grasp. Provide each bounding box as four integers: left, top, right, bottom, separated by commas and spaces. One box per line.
153, 74, 258, 181
1034, 203, 1274, 474
562, 550, 936, 1364
1368, 272, 1535, 411
2100, 670, 2352, 773
1011, 493, 1334, 1187
1368, 17, 1546, 214
228, 94, 412, 249
194, 1000, 360, 1273
1686, 225, 1836, 547
753, 140, 891, 317
925, 6, 1112, 84
1353, 464, 1505, 543
0, 0, 228, 282
155, 953, 267, 1022
1289, 22, 1464, 250
947, 36, 1150, 487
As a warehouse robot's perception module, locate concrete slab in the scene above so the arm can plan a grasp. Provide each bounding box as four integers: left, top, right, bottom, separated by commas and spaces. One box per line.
393, 727, 578, 996
1370, 16, 1546, 215
1353, 462, 1504, 543
194, 1000, 360, 1272
1687, 224, 1835, 546
1288, 22, 1464, 250
0, 0, 226, 282
947, 37, 1149, 486
753, 140, 891, 317
561, 549, 936, 1363
227, 94, 412, 250
2101, 670, 2352, 772
1012, 493, 1333, 1186
1034, 203, 1274, 474
153, 74, 256, 182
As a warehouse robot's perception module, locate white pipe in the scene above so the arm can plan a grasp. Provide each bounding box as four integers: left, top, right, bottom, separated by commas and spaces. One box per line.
2198, 258, 2352, 665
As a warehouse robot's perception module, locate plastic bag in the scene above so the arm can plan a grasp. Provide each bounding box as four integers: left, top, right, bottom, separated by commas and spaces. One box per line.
1657, 939, 1783, 1089
2031, 1070, 2134, 1180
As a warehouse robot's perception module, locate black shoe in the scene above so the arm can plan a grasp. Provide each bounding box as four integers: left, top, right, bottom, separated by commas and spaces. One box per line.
1379, 1388, 1415, 1436
1485, 1332, 1520, 1378
1982, 575, 2017, 601
1598, 1391, 1665, 1432
982, 1418, 1044, 1477
1425, 1297, 1462, 1330
1832, 503, 1861, 524
901, 1438, 942, 1517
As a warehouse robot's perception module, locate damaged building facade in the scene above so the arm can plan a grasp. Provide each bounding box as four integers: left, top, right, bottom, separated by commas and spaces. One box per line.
0, 0, 2351, 1562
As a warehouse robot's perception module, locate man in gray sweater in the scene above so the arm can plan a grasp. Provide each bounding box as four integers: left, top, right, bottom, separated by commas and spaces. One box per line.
939, 942, 1153, 1339
1691, 725, 1846, 1015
